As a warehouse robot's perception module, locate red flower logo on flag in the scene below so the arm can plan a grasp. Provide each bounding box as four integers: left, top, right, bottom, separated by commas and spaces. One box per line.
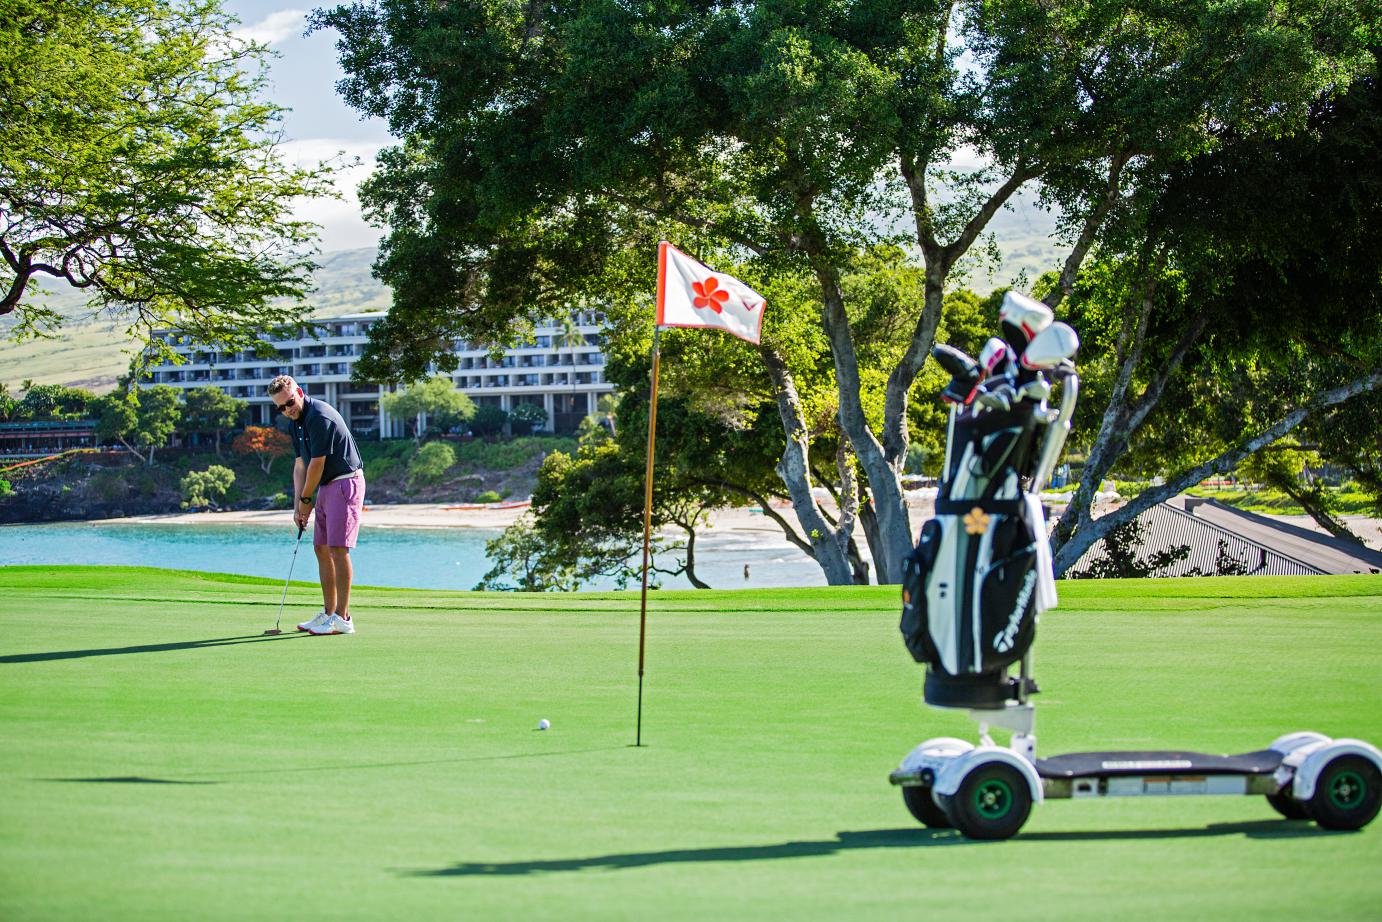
692, 277, 731, 313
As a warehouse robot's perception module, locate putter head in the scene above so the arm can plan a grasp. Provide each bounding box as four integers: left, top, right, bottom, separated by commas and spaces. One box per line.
932, 344, 981, 405
1000, 290, 1054, 352
263, 628, 283, 635
1021, 321, 1080, 370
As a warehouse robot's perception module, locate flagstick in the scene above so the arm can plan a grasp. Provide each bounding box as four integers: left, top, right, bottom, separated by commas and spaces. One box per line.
635, 325, 663, 747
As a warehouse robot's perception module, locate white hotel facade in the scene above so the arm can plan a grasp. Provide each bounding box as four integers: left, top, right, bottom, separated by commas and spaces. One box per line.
141, 311, 614, 437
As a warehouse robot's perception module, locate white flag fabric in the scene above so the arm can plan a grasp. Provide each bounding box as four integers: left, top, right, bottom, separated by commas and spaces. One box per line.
656, 241, 766, 344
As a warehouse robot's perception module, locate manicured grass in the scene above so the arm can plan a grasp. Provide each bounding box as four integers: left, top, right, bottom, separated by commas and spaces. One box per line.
1, 567, 1380, 921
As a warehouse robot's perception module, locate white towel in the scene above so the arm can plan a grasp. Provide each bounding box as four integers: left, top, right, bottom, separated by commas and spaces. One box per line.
1025, 493, 1059, 613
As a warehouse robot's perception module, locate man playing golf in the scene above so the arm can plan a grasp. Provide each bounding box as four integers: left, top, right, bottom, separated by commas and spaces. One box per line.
268, 375, 365, 636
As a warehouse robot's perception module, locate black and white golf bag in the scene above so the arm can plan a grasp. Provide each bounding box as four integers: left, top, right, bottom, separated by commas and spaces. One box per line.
900, 292, 1077, 710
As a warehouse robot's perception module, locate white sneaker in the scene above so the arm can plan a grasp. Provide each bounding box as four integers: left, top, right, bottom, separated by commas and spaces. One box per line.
296, 610, 330, 633
309, 613, 355, 635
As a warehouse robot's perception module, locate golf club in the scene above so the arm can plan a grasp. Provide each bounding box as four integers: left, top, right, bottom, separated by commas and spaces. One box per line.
265, 524, 306, 635
932, 344, 981, 405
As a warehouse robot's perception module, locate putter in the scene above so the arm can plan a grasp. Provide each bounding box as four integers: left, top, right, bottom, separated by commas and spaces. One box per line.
265, 524, 306, 635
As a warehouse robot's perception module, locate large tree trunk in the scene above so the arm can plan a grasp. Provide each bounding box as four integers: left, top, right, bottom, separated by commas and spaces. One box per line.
759, 344, 855, 585
676, 521, 712, 589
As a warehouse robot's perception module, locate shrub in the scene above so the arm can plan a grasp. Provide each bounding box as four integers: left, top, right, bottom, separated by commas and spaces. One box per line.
407, 441, 456, 487
470, 405, 508, 437
89, 470, 128, 502
508, 402, 548, 436
180, 465, 236, 509
475, 490, 502, 503
0, 478, 12, 497
268, 492, 292, 510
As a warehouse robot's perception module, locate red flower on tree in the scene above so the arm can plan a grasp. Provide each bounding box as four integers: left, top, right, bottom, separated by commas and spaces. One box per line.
691, 277, 731, 313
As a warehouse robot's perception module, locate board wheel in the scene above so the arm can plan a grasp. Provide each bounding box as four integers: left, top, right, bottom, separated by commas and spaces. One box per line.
902, 785, 952, 828
1305, 755, 1382, 831
938, 762, 1032, 841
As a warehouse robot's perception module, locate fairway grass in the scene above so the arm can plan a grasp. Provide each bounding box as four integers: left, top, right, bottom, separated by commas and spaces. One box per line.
2, 567, 1380, 921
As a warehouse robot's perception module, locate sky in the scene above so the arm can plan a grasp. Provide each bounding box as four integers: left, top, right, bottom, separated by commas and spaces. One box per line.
224, 1, 391, 252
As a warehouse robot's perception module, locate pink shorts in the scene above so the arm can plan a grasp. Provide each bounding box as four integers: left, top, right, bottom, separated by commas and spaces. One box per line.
314, 472, 365, 548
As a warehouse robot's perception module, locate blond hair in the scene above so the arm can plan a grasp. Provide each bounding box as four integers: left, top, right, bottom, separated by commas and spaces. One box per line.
267, 374, 298, 396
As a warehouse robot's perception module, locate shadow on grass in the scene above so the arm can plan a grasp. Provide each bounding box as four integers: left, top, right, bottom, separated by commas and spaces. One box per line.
44, 776, 216, 785
408, 820, 1340, 877
0, 633, 310, 663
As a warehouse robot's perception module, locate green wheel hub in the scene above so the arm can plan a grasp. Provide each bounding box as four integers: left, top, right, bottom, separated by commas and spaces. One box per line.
1329, 770, 1366, 810
974, 778, 1013, 819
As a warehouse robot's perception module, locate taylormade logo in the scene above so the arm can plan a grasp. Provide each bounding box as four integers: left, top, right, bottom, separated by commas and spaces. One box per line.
993, 570, 1037, 653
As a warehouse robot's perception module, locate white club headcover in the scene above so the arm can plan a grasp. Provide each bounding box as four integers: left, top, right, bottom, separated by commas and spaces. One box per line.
1021, 321, 1080, 370
978, 337, 1014, 376
1000, 291, 1054, 343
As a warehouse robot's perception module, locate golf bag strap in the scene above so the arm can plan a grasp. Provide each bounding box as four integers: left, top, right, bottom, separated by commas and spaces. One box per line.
934, 498, 1024, 517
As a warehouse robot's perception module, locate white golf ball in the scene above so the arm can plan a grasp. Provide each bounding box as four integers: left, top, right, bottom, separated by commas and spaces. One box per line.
538, 719, 550, 731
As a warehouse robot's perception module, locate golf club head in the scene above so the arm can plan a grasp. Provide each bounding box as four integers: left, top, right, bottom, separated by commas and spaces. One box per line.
932, 344, 981, 405
978, 337, 1015, 379
1021, 321, 1080, 370
975, 383, 1015, 412
263, 628, 283, 635
1016, 378, 1051, 404
999, 290, 1054, 352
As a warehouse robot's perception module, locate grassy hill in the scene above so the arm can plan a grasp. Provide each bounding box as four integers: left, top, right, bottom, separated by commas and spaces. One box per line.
0, 569, 1378, 921
0, 248, 389, 394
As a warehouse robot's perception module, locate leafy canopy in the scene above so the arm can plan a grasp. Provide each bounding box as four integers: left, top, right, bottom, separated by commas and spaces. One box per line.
1, 0, 337, 361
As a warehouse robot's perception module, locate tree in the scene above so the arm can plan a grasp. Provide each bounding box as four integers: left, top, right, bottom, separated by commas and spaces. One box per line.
1, 0, 335, 357
181, 387, 246, 457
1239, 443, 1364, 545
469, 405, 508, 438
15, 384, 95, 420
232, 425, 293, 474
1048, 60, 1382, 573
379, 377, 476, 442
318, 0, 1371, 584
406, 441, 456, 488
508, 402, 548, 436
94, 386, 181, 465
180, 464, 235, 509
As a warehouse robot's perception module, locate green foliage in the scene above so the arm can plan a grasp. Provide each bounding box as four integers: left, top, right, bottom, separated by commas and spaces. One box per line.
94, 385, 181, 465
406, 441, 456, 487
0, 478, 11, 497
1068, 519, 1192, 580
268, 492, 292, 510
507, 402, 548, 436
379, 377, 476, 439
474, 490, 502, 504
179, 464, 235, 510
180, 387, 246, 451
13, 384, 96, 421
469, 405, 508, 437
88, 470, 128, 502
0, 0, 335, 352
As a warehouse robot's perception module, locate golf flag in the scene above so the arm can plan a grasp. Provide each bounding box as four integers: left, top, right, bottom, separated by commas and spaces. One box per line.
656, 241, 766, 344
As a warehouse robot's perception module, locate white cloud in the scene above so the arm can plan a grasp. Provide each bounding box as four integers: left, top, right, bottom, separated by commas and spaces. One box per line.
279, 138, 388, 253
235, 9, 307, 46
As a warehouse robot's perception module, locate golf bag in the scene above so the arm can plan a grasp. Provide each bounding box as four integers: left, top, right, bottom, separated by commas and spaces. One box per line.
901, 295, 1073, 710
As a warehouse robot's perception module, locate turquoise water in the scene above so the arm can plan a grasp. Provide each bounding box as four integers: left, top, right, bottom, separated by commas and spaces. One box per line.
0, 523, 500, 591
0, 521, 829, 590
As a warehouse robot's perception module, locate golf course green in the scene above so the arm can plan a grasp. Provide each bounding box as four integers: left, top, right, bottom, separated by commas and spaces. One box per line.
2, 566, 1379, 920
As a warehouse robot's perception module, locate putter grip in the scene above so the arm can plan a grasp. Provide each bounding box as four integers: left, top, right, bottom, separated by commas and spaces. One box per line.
297, 524, 305, 540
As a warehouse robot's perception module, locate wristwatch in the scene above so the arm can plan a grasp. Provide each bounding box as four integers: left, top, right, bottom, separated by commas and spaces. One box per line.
300, 494, 314, 505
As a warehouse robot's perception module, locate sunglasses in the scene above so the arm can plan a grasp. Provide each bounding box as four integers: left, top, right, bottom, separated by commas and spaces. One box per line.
273, 392, 301, 415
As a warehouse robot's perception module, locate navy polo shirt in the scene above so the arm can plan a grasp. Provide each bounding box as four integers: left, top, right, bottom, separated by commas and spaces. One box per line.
292, 396, 362, 483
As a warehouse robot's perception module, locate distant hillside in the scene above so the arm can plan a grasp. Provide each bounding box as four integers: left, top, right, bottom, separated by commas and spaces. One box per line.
1, 201, 1068, 393
0, 248, 389, 393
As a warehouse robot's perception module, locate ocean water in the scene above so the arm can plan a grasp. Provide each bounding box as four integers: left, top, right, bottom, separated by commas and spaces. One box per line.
0, 520, 830, 591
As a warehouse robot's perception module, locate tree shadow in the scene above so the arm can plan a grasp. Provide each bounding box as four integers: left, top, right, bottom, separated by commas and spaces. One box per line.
406, 819, 1341, 877
1, 633, 309, 664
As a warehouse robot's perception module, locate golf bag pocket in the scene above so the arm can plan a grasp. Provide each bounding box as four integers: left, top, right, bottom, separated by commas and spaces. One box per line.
900, 518, 943, 665
977, 541, 1039, 671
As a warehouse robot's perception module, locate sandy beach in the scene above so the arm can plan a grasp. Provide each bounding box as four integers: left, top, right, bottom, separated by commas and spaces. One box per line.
95, 490, 1382, 553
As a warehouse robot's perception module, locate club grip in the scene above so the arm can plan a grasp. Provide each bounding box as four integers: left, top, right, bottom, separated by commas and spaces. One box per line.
296, 524, 305, 540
